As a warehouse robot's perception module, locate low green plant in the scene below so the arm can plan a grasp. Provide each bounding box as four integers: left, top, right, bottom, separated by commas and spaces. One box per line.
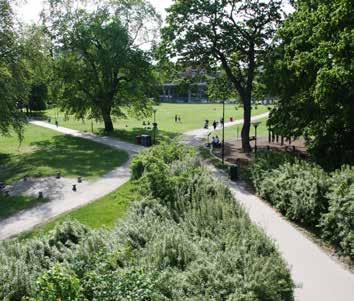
250, 151, 353, 259
320, 166, 354, 259
258, 162, 329, 226
0, 145, 294, 300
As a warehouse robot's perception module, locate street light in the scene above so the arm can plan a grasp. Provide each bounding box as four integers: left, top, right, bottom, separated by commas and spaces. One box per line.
153, 109, 158, 145
222, 100, 225, 164
252, 121, 261, 153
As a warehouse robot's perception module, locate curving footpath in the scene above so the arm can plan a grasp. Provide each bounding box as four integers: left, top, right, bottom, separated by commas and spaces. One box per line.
0, 121, 143, 240
1, 114, 353, 301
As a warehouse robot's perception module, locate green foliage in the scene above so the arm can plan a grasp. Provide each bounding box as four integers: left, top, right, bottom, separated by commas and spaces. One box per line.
43, 1, 160, 132
0, 145, 294, 300
265, 0, 354, 169
320, 166, 354, 259
161, 0, 283, 151
258, 161, 329, 226
250, 151, 354, 258
250, 151, 295, 192
130, 141, 195, 180
0, 0, 28, 137
30, 264, 81, 301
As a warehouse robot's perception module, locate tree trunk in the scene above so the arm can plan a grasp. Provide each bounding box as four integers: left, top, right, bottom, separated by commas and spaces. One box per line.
241, 95, 252, 153
101, 107, 114, 132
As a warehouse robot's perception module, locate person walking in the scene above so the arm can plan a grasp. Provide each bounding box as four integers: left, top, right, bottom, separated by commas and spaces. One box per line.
175, 115, 178, 122
213, 120, 217, 130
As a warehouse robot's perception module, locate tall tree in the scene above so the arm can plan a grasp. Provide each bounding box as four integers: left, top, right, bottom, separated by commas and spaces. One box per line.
0, 0, 28, 137
43, 1, 160, 132
161, 0, 283, 152
264, 0, 354, 169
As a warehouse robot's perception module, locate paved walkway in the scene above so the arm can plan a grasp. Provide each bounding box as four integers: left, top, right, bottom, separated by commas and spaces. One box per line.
2, 113, 354, 301
0, 121, 143, 240
182, 112, 269, 145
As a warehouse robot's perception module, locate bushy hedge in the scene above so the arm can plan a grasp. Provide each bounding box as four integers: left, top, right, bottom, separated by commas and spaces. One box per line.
319, 166, 354, 259
0, 144, 294, 300
250, 151, 353, 259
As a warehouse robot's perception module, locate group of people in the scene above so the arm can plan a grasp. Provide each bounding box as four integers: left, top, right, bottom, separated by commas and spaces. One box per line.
204, 118, 224, 130
211, 135, 222, 148
174, 115, 182, 123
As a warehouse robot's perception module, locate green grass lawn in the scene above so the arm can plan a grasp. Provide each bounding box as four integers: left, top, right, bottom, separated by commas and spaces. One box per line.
0, 124, 129, 185
214, 118, 269, 141
0, 194, 48, 220
19, 181, 139, 240
46, 104, 270, 143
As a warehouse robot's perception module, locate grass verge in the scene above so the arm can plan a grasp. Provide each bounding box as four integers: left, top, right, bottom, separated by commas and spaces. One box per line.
19, 181, 139, 240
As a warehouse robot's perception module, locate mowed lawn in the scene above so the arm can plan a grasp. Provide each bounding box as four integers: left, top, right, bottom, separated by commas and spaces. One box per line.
0, 124, 129, 185
20, 181, 139, 240
46, 104, 270, 142
214, 118, 269, 141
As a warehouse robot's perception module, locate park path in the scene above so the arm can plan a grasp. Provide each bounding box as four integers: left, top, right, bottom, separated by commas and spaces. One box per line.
182, 112, 269, 146
183, 119, 354, 301
0, 121, 143, 240
2, 113, 354, 301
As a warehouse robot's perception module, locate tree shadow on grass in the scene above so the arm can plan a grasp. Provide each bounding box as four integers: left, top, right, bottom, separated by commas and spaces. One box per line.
99, 127, 179, 144
0, 135, 129, 184
0, 193, 48, 220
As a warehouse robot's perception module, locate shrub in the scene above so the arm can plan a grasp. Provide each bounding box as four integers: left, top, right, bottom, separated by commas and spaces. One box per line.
319, 166, 354, 259
28, 264, 81, 301
250, 151, 295, 191
0, 145, 294, 300
256, 161, 329, 226
130, 142, 194, 180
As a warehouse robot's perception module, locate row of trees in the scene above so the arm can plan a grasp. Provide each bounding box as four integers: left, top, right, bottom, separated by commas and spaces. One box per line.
1, 0, 352, 168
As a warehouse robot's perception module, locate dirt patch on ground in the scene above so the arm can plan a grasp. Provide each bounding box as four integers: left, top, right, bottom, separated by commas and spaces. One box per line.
213, 137, 308, 167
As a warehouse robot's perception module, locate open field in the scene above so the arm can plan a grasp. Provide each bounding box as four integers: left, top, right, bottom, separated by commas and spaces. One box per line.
46, 104, 270, 142
0, 124, 129, 185
19, 181, 139, 240
214, 118, 269, 141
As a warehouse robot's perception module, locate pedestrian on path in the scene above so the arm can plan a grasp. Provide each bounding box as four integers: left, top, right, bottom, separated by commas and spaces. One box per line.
213, 120, 217, 130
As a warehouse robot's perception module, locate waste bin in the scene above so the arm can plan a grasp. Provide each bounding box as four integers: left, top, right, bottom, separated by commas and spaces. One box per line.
229, 165, 239, 181
135, 135, 142, 145
141, 135, 152, 147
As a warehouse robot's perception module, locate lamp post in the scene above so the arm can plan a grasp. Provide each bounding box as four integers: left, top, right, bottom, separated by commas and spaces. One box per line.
252, 121, 261, 153
222, 100, 225, 164
153, 109, 157, 145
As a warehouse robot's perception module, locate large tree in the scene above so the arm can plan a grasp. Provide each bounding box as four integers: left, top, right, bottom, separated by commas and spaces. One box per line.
161, 0, 283, 151
264, 0, 354, 169
43, 0, 160, 132
0, 0, 28, 136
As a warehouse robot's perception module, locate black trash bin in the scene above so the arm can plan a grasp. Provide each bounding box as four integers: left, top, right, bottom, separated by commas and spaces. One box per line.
141, 135, 152, 147
229, 165, 239, 181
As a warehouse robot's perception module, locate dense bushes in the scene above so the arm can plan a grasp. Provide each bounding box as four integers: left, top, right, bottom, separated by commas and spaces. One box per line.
319, 166, 354, 259
0, 143, 294, 300
250, 151, 353, 259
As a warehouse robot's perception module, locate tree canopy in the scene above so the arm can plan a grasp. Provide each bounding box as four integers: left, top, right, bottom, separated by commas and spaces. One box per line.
161, 0, 283, 151
0, 0, 28, 137
265, 0, 354, 169
42, 0, 160, 132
